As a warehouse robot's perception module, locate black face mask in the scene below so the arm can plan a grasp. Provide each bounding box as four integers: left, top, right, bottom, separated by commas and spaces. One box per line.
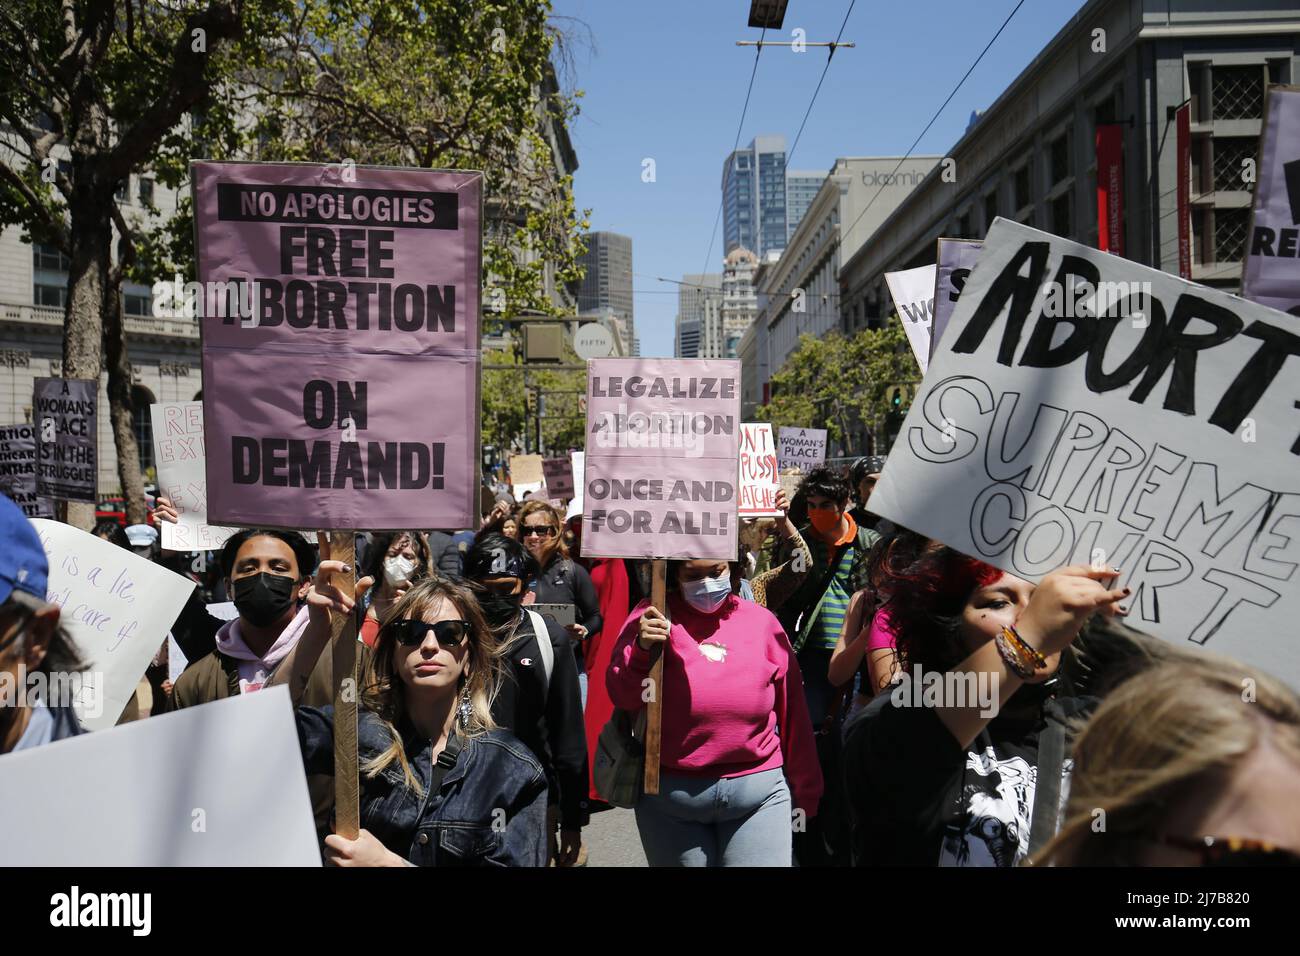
232, 572, 297, 627
478, 588, 523, 632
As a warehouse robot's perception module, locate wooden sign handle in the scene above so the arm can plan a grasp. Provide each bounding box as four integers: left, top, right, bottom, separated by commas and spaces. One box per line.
328, 531, 360, 839
644, 559, 667, 796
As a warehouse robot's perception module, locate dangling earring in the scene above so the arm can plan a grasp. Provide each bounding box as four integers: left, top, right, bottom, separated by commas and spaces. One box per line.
456, 677, 472, 731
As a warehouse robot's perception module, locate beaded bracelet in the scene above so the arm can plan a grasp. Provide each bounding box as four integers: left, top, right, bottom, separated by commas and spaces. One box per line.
994, 628, 1037, 679
1001, 624, 1046, 669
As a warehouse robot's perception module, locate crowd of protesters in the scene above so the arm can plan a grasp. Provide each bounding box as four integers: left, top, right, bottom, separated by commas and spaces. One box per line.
2, 452, 1298, 869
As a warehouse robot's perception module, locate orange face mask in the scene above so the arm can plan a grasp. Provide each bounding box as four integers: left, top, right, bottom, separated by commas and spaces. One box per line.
809, 508, 841, 535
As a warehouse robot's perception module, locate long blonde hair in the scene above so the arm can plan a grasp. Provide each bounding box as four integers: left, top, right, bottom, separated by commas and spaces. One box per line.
359, 576, 501, 794
517, 500, 567, 564
1033, 635, 1300, 866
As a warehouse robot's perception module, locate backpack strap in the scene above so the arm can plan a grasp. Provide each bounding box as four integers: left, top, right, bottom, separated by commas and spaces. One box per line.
1028, 699, 1068, 857
523, 608, 554, 690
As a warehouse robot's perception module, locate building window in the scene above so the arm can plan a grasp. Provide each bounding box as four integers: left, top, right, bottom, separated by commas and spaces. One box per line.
984, 190, 998, 231
1214, 207, 1250, 264
138, 178, 154, 206
1212, 65, 1264, 121
1051, 192, 1072, 238
33, 283, 66, 309
124, 293, 151, 316
1212, 137, 1257, 193
1049, 132, 1071, 185
131, 385, 155, 473
115, 178, 130, 203
957, 211, 972, 239
33, 243, 70, 272
1014, 165, 1031, 212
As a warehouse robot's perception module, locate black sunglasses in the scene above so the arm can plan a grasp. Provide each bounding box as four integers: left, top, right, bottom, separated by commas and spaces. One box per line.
385, 619, 472, 648
521, 525, 557, 538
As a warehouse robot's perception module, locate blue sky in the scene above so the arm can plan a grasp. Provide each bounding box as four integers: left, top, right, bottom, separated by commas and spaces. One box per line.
550, 0, 1090, 357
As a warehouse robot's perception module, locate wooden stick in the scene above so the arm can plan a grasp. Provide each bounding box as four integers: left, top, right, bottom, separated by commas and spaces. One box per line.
328, 531, 360, 840
643, 559, 667, 795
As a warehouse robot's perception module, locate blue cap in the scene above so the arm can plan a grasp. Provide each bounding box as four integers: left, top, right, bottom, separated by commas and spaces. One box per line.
0, 493, 48, 606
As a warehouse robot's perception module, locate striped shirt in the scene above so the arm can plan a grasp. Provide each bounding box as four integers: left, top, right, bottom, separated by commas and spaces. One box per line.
815, 545, 856, 650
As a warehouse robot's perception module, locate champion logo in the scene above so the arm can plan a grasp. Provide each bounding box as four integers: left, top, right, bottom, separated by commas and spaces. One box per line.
520, 658, 533, 666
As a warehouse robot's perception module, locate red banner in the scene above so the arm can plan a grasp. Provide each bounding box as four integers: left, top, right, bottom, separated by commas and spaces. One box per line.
1176, 103, 1192, 279
1095, 124, 1125, 255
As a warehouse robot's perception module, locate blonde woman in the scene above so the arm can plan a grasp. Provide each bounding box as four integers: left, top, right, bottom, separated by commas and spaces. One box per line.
274, 552, 548, 866
1033, 640, 1300, 866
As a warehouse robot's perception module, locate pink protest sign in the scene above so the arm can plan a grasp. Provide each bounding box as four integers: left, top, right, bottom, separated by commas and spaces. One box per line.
193, 162, 481, 530
582, 358, 740, 560
738, 422, 781, 517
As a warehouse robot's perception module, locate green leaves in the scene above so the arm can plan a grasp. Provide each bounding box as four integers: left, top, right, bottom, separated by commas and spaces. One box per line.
757, 317, 918, 453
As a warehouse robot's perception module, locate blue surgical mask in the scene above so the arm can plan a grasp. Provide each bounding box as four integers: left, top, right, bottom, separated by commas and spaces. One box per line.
681, 574, 732, 614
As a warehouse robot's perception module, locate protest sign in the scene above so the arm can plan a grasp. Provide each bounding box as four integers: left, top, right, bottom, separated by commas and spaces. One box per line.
33, 519, 195, 731
33, 377, 97, 502
0, 423, 54, 518
739, 422, 781, 517
167, 633, 188, 685
1241, 85, 1300, 316
566, 451, 586, 519
509, 453, 544, 487
777, 427, 827, 471
150, 401, 237, 551
193, 161, 482, 531
582, 358, 740, 560
543, 456, 575, 500
0, 686, 320, 866
932, 239, 983, 361
885, 265, 937, 373
871, 218, 1300, 686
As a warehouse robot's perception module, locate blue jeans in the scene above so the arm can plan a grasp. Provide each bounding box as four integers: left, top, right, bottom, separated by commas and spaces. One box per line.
578, 671, 588, 711
634, 768, 792, 867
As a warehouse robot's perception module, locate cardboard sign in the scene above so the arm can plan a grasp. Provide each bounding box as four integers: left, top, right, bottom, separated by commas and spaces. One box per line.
932, 239, 983, 361
0, 423, 54, 518
777, 427, 827, 471
509, 453, 544, 487
871, 219, 1300, 687
167, 633, 188, 685
194, 161, 482, 531
542, 457, 575, 500
33, 377, 97, 502
583, 358, 740, 560
739, 423, 781, 517
33, 519, 196, 731
1241, 85, 1300, 315
150, 402, 238, 551
885, 265, 937, 373
0, 686, 320, 866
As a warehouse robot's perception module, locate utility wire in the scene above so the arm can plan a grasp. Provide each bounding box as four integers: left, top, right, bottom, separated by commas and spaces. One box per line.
837, 0, 1028, 253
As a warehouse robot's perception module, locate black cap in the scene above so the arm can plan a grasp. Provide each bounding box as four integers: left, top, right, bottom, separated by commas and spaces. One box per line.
464, 533, 538, 583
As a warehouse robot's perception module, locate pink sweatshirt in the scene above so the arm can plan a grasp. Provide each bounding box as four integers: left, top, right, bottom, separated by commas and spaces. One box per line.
606, 593, 823, 816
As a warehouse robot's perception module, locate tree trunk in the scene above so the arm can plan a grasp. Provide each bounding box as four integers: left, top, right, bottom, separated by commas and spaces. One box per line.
61, 178, 113, 531
104, 289, 148, 525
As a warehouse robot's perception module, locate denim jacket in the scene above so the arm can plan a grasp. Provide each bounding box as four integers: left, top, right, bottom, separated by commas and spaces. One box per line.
297, 705, 549, 866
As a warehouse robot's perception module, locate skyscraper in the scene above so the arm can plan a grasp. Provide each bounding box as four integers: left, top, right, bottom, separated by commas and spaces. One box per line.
674, 273, 721, 358
786, 171, 825, 241
722, 135, 790, 258
719, 247, 758, 359
576, 231, 634, 354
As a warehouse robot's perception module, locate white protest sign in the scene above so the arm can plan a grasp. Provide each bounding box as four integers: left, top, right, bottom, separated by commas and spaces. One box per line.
739, 423, 781, 517
885, 265, 937, 373
1241, 85, 1300, 316
0, 686, 320, 866
150, 401, 238, 551
777, 427, 827, 471
33, 519, 195, 731
932, 239, 983, 361
166, 633, 187, 684
871, 219, 1300, 687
